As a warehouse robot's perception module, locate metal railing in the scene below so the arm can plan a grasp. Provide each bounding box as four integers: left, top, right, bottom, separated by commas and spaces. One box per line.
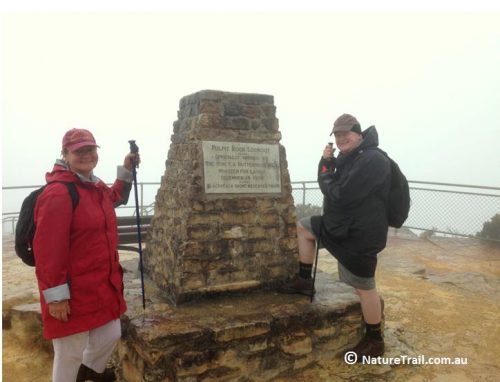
3, 181, 500, 240
1, 182, 158, 234
291, 180, 500, 239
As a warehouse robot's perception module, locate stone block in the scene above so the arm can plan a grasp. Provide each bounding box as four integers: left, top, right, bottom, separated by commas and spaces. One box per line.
182, 273, 206, 290
187, 213, 220, 226
246, 226, 268, 239
214, 320, 270, 343
249, 239, 274, 253
225, 117, 250, 130
175, 351, 211, 377
262, 118, 279, 131
223, 102, 242, 117
199, 100, 221, 114
222, 226, 245, 239
221, 211, 258, 225
196, 113, 224, 129
260, 105, 276, 118
258, 213, 280, 225
293, 353, 315, 370
187, 226, 218, 240
248, 338, 269, 353
279, 238, 298, 252
241, 105, 261, 119
279, 333, 313, 356
239, 93, 274, 105
313, 325, 338, 339
255, 198, 275, 211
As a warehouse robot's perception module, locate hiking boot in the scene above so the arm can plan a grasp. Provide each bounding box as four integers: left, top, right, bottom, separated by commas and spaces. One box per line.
76, 364, 116, 382
280, 274, 315, 297
343, 336, 385, 361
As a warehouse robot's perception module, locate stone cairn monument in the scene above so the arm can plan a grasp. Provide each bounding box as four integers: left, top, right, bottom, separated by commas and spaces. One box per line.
116, 91, 363, 382
143, 90, 298, 304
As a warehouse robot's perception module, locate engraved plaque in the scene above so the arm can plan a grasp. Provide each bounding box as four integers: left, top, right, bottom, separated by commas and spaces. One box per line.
202, 141, 281, 194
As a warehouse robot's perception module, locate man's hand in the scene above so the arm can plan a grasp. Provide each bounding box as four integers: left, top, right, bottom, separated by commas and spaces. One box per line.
322, 144, 336, 160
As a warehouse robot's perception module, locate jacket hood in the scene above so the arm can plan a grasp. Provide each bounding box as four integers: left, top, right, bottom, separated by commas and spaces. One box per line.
45, 159, 100, 184
336, 125, 380, 164
359, 125, 379, 150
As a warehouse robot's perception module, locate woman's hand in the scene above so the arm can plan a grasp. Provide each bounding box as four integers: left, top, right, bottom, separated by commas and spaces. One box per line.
123, 153, 141, 172
48, 300, 70, 322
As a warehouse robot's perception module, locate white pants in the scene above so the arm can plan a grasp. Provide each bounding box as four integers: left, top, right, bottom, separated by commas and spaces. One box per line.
52, 319, 121, 382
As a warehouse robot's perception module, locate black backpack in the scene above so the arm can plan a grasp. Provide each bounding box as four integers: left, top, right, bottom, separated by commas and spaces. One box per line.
15, 182, 79, 266
376, 148, 411, 228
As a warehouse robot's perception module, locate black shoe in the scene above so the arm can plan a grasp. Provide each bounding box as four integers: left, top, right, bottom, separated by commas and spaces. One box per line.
76, 364, 116, 382
76, 365, 87, 382
280, 274, 315, 297
100, 368, 116, 382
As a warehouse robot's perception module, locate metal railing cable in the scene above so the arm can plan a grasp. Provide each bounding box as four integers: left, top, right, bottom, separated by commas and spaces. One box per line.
3, 181, 500, 240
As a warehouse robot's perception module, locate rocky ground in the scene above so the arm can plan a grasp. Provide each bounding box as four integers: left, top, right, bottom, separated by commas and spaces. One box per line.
3, 231, 500, 381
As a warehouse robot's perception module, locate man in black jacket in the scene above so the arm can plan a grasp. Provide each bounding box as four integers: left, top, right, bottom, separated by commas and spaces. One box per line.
282, 113, 391, 358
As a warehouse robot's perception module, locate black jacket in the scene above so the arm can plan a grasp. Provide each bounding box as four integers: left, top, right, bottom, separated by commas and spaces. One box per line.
311, 126, 391, 277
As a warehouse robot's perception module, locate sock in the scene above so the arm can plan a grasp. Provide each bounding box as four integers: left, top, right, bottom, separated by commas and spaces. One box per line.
299, 262, 313, 279
365, 322, 383, 341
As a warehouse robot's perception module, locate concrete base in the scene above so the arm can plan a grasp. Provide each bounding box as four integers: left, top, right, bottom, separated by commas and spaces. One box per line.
116, 265, 364, 382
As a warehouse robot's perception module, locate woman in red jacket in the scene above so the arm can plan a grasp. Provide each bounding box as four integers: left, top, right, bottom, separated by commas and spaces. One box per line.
33, 128, 138, 382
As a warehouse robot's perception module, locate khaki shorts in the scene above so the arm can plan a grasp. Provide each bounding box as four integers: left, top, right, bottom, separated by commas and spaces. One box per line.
299, 216, 376, 290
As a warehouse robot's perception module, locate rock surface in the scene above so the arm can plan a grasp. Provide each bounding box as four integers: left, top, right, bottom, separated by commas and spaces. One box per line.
3, 232, 500, 381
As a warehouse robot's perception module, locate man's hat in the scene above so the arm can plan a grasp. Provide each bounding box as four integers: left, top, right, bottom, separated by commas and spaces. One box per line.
330, 114, 362, 135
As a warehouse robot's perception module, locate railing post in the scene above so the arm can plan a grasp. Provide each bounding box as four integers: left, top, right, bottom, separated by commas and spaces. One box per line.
302, 182, 306, 206
140, 183, 144, 216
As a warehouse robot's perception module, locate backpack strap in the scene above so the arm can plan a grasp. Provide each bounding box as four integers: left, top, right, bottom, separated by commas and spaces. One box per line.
46, 181, 80, 210
63, 182, 79, 210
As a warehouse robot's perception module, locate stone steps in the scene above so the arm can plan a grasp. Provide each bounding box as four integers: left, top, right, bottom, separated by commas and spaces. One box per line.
4, 268, 365, 382
116, 270, 364, 382
3, 253, 367, 382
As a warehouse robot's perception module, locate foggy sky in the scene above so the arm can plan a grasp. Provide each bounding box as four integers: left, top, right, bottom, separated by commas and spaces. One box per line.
2, 6, 500, 210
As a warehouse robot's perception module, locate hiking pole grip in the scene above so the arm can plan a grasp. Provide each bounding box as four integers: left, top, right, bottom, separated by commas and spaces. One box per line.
128, 140, 146, 309
128, 140, 139, 167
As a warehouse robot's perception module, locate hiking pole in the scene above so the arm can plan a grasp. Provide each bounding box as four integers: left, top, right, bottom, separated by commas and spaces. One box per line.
129, 140, 146, 310
311, 143, 333, 302
310, 228, 321, 303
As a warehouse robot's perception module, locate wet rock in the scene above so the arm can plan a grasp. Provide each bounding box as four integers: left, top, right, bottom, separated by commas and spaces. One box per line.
428, 272, 500, 296
115, 270, 366, 381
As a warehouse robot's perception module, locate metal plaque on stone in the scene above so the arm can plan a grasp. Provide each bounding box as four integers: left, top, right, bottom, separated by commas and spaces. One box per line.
202, 141, 281, 194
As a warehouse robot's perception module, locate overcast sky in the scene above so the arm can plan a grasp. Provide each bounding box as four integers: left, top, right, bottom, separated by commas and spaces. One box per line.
2, 2, 500, 208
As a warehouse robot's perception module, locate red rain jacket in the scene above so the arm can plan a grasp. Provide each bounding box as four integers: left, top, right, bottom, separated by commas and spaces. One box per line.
33, 164, 128, 339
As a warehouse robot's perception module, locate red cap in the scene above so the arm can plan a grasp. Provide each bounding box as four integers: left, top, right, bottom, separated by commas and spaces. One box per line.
62, 128, 99, 152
